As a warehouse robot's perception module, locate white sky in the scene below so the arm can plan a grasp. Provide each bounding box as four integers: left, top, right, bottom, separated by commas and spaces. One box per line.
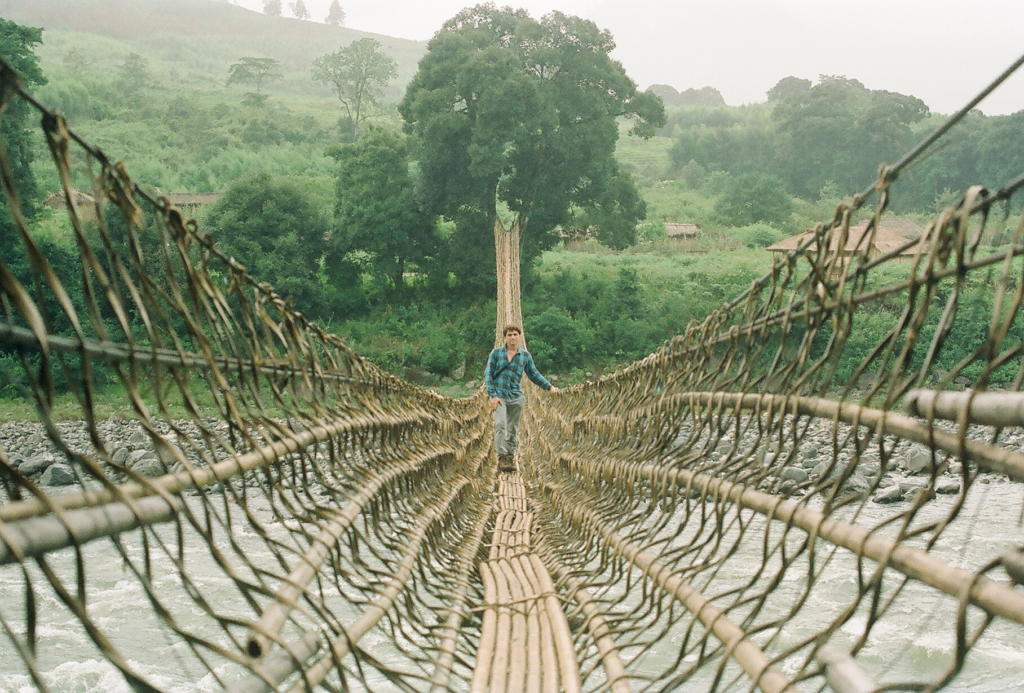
232, 0, 1024, 115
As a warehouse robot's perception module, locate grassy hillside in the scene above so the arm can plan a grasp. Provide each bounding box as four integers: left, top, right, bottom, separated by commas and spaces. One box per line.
0, 0, 425, 101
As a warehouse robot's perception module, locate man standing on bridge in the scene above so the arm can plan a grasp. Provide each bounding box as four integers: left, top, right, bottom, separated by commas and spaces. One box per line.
485, 325, 558, 472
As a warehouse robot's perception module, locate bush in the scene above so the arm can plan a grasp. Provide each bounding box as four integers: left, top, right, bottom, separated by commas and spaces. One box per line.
728, 222, 785, 248
715, 172, 794, 227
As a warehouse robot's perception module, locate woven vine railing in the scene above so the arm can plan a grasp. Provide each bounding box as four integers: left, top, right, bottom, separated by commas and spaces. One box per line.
1, 51, 1023, 693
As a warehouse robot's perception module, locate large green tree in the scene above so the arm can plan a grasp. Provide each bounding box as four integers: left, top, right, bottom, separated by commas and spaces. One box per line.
205, 171, 335, 317
772, 76, 928, 196
0, 18, 46, 213
331, 129, 438, 300
399, 4, 664, 293
312, 38, 397, 141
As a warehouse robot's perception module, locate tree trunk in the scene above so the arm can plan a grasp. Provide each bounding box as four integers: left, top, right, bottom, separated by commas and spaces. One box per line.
494, 216, 523, 347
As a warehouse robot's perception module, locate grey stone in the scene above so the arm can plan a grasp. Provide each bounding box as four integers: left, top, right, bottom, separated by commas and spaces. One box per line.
936, 479, 962, 495
127, 430, 150, 446
902, 448, 933, 474
906, 486, 935, 504
779, 467, 808, 483
451, 362, 466, 380
800, 455, 818, 469
27, 433, 46, 447
859, 461, 882, 478
131, 458, 165, 478
127, 450, 158, 468
40, 463, 76, 486
873, 486, 904, 504
812, 460, 841, 481
947, 462, 963, 476
779, 479, 797, 496
111, 447, 129, 464
465, 380, 477, 390
843, 473, 871, 494
18, 454, 54, 476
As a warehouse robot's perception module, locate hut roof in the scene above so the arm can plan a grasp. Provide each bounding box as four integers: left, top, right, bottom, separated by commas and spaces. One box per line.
163, 193, 220, 206
44, 189, 95, 209
665, 223, 701, 238
766, 220, 922, 256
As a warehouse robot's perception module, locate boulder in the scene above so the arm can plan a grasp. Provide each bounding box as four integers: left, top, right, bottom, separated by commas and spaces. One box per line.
40, 463, 76, 487
131, 458, 165, 478
127, 430, 150, 446
936, 479, 962, 495
779, 467, 809, 483
859, 461, 882, 478
812, 460, 842, 481
843, 473, 871, 494
18, 454, 54, 476
873, 486, 904, 504
127, 450, 158, 468
111, 447, 129, 464
901, 448, 933, 474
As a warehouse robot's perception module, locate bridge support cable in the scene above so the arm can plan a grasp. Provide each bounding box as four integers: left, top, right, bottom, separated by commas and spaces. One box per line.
543, 479, 797, 693
245, 431, 485, 659
553, 449, 1024, 626
571, 391, 1024, 483
234, 470, 479, 693
0, 410, 446, 524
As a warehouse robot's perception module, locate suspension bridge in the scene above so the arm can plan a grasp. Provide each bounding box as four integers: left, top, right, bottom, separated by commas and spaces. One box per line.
1, 52, 1024, 693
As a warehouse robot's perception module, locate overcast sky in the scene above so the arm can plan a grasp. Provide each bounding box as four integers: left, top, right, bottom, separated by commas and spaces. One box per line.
233, 0, 1024, 115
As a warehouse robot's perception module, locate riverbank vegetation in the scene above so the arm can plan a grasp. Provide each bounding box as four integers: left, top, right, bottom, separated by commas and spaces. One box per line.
2, 1, 1023, 410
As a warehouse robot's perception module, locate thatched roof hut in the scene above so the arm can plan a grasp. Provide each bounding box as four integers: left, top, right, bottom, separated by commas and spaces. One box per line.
162, 193, 220, 211
665, 223, 701, 239
766, 220, 925, 260
44, 189, 97, 222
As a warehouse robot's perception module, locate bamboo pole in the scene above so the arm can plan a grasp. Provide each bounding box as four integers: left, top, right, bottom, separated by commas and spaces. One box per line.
905, 388, 1024, 427
529, 553, 583, 693
558, 451, 1024, 627
581, 391, 1024, 483
429, 495, 493, 693
0, 410, 436, 523
471, 562, 499, 693
536, 539, 632, 693
224, 632, 321, 693
0, 494, 180, 565
817, 645, 878, 693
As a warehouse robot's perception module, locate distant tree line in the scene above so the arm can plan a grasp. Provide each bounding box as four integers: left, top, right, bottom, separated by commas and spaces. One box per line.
662, 75, 1024, 212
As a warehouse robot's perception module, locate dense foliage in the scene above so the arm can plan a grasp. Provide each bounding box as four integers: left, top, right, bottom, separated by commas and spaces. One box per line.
3, 7, 1022, 398
399, 4, 666, 289
664, 75, 1024, 213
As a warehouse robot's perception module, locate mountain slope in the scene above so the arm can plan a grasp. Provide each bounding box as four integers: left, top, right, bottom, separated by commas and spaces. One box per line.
0, 0, 426, 99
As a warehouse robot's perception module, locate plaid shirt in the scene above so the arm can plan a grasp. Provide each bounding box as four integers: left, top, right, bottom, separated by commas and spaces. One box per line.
484, 347, 552, 400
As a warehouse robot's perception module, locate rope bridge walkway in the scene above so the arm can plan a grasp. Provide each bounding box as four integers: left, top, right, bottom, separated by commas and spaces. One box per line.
1, 52, 1024, 692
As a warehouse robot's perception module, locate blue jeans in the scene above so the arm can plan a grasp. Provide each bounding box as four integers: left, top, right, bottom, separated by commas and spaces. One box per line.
492, 395, 524, 458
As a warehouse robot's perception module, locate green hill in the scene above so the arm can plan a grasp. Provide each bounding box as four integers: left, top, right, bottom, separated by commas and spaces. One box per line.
0, 0, 425, 101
